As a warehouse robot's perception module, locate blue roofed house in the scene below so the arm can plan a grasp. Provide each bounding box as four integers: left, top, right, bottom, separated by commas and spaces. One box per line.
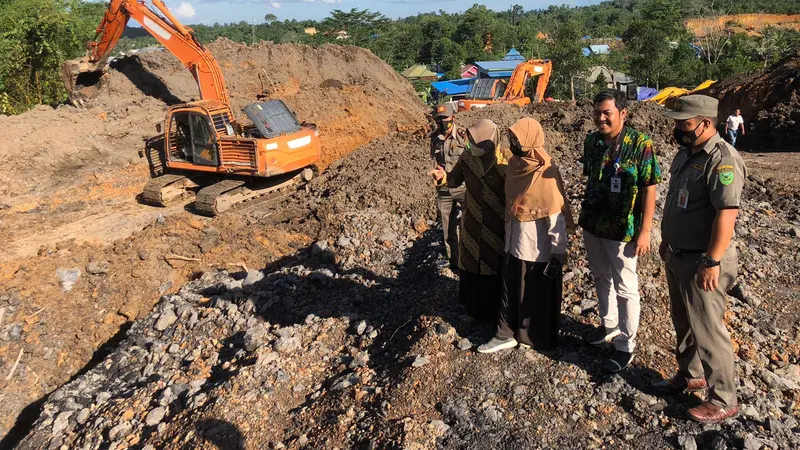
473, 60, 524, 78
582, 44, 610, 56
502, 48, 526, 61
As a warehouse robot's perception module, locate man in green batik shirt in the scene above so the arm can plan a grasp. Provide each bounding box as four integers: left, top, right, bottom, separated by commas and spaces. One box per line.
580, 90, 662, 372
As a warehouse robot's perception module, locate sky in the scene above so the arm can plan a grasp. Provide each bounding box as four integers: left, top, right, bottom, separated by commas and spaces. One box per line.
166, 0, 602, 25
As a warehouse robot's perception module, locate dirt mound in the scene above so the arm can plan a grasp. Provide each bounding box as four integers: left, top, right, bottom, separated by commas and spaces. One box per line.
0, 38, 426, 200
701, 51, 800, 149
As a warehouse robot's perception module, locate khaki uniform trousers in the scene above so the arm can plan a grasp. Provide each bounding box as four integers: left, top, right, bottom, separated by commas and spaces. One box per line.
436, 188, 463, 268
665, 245, 738, 408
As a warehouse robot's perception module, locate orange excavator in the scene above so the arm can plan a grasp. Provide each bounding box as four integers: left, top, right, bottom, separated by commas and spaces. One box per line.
457, 59, 552, 112
63, 0, 321, 215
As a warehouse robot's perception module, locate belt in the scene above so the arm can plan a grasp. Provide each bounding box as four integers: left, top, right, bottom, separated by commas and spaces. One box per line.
668, 245, 705, 256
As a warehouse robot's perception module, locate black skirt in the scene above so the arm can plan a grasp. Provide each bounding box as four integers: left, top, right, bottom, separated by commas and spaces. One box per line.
497, 253, 563, 350
458, 271, 501, 324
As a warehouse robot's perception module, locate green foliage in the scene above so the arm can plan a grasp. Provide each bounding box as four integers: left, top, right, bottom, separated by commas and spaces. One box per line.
1, 0, 797, 114
0, 0, 101, 113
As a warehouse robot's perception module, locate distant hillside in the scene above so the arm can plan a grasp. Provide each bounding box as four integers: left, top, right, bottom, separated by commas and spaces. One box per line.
686, 14, 800, 37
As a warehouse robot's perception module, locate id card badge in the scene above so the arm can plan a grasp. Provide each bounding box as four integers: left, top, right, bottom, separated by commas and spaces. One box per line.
610, 176, 622, 193
678, 188, 689, 209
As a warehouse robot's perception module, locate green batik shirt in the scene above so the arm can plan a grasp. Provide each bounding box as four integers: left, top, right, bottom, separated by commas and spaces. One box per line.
579, 126, 662, 242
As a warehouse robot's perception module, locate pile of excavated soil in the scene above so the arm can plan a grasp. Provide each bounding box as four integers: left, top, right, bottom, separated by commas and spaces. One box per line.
0, 38, 428, 262
701, 51, 800, 150
10, 102, 800, 449
0, 38, 427, 201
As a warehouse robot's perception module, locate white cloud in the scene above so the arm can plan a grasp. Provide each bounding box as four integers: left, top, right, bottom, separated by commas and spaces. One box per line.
173, 2, 197, 19
269, 1, 281, 7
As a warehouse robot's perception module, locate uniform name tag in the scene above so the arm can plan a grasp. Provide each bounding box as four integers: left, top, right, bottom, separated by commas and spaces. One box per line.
678, 187, 689, 209
610, 176, 622, 193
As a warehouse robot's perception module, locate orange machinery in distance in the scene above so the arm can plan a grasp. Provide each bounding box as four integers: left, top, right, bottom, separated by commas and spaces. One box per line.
63, 0, 321, 215
456, 59, 552, 112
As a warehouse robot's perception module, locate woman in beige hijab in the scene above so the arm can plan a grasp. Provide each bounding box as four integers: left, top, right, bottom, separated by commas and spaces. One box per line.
478, 117, 574, 353
429, 119, 508, 323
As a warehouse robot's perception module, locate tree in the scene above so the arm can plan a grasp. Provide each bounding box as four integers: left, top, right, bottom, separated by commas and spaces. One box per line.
548, 19, 587, 100
264, 13, 277, 24
623, 20, 671, 89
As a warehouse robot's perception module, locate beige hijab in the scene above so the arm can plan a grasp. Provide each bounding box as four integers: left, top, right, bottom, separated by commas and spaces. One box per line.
466, 119, 499, 157
505, 118, 574, 225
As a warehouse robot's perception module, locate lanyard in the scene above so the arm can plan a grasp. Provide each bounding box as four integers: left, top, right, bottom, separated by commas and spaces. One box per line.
599, 127, 626, 180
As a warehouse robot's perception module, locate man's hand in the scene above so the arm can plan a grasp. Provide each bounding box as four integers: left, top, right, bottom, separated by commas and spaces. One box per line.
659, 241, 668, 261
551, 253, 567, 266
696, 265, 720, 292
635, 230, 651, 257
428, 166, 445, 182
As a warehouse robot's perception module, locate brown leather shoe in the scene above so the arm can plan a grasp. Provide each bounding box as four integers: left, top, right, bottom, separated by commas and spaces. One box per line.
653, 374, 707, 395
688, 401, 739, 424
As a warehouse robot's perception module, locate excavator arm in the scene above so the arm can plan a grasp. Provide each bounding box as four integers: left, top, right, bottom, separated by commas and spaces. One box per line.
502, 59, 552, 104
63, 0, 229, 107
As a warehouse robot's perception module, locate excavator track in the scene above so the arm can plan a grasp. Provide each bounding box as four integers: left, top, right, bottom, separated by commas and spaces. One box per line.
194, 168, 313, 217
141, 174, 191, 206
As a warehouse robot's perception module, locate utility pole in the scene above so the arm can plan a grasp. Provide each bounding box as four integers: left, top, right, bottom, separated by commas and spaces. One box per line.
251, 18, 256, 45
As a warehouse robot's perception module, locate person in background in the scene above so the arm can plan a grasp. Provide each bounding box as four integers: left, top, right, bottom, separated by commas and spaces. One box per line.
724, 109, 745, 147
580, 90, 662, 372
657, 95, 747, 424
430, 104, 466, 271
429, 119, 508, 323
477, 118, 574, 354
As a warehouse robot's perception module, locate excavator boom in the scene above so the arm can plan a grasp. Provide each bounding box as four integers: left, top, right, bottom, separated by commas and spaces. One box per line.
63, 0, 229, 107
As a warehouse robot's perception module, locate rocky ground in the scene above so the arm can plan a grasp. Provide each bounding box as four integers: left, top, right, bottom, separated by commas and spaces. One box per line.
9, 101, 800, 449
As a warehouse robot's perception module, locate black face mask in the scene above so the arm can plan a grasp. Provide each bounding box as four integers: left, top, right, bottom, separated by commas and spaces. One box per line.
510, 140, 529, 157
673, 121, 706, 146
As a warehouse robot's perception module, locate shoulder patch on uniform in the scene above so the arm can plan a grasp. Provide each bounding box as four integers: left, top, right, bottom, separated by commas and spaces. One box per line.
717, 164, 734, 172
719, 171, 734, 186
716, 141, 732, 157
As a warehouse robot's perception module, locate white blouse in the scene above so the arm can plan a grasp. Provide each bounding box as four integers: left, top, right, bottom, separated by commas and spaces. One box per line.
504, 213, 567, 263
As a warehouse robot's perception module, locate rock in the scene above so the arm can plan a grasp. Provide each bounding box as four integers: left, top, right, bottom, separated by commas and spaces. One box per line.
7, 323, 23, 341
710, 436, 728, 450
108, 421, 132, 441
355, 320, 367, 336
56, 268, 81, 292
311, 241, 328, 255
95, 392, 112, 404
456, 338, 472, 351
774, 364, 800, 389
242, 270, 265, 293
430, 419, 450, 434
154, 308, 178, 331
788, 226, 800, 238
145, 407, 167, 426
412, 355, 430, 367
75, 408, 90, 425
678, 434, 698, 450
310, 269, 334, 282
743, 434, 762, 450
244, 325, 270, 352
275, 336, 301, 354
336, 236, 352, 247
52, 412, 71, 435
86, 260, 111, 275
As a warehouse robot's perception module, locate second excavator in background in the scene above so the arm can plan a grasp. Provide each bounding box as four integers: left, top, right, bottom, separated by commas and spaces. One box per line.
457, 59, 553, 112
63, 0, 321, 216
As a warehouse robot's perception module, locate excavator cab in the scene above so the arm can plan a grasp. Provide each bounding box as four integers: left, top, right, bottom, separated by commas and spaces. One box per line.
167, 110, 218, 166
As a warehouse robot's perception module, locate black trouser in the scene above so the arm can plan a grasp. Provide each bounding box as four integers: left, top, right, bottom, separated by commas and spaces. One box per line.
497, 253, 562, 350
436, 191, 462, 268
459, 271, 501, 324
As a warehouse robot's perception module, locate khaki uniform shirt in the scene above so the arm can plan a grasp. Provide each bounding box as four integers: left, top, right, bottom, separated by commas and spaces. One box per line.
662, 134, 747, 250
431, 127, 466, 197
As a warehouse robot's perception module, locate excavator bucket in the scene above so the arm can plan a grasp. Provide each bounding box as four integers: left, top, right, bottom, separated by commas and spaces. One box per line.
62, 56, 106, 101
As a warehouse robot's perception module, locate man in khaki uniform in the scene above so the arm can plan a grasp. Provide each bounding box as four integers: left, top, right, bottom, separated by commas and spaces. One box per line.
430, 104, 466, 270
657, 95, 747, 424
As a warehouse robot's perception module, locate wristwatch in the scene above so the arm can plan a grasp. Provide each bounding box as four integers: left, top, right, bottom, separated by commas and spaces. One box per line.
699, 254, 721, 268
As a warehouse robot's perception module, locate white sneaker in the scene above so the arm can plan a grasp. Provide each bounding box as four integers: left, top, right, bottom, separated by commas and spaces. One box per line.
477, 337, 519, 354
